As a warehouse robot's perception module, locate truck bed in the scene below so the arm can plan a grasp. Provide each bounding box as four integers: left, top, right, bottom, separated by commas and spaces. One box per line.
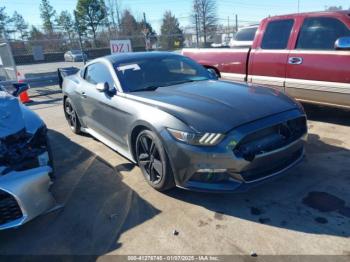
182, 48, 251, 82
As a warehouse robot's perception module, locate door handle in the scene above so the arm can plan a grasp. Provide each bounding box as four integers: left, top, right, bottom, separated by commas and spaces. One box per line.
288, 57, 303, 65
81, 92, 87, 98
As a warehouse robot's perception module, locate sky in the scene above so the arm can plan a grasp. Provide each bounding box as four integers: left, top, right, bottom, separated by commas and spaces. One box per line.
2, 0, 350, 33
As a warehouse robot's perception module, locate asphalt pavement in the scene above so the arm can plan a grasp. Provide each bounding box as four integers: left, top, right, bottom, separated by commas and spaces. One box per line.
0, 85, 349, 258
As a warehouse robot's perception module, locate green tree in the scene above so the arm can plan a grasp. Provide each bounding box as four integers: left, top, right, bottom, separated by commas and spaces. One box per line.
56, 11, 75, 42
160, 11, 184, 50
12, 11, 28, 40
40, 0, 56, 34
0, 7, 10, 38
75, 0, 107, 46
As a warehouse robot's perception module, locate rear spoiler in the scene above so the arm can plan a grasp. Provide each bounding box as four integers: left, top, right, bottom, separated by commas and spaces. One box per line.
57, 67, 80, 88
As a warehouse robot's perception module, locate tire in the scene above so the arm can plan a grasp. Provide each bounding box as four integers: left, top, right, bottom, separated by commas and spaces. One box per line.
64, 97, 81, 134
136, 130, 175, 191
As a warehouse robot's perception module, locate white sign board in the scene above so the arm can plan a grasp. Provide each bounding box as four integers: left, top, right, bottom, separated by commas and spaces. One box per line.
33, 45, 44, 61
110, 40, 132, 54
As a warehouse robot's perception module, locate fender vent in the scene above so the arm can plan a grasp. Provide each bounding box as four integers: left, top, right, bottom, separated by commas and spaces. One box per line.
0, 190, 23, 226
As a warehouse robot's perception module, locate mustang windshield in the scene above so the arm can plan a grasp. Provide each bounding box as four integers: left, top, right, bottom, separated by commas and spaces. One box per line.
114, 56, 212, 92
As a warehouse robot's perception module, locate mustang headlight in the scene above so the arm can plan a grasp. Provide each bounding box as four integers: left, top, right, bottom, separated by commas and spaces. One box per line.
167, 128, 224, 146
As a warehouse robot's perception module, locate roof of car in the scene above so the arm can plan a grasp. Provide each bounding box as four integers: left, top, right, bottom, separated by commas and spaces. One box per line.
266, 10, 350, 20
105, 51, 180, 64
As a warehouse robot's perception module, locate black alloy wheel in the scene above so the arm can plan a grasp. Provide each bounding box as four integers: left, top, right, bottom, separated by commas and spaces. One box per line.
64, 98, 81, 134
136, 130, 175, 191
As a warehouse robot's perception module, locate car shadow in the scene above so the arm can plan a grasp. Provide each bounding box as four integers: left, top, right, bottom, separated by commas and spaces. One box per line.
166, 132, 350, 238
27, 97, 62, 106
0, 130, 160, 256
302, 103, 350, 126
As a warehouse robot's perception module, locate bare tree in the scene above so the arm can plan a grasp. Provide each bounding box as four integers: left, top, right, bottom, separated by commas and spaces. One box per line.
325, 6, 343, 11
193, 0, 217, 46
105, 0, 122, 31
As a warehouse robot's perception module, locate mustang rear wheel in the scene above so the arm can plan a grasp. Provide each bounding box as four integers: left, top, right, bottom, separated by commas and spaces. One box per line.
136, 130, 175, 191
64, 98, 81, 134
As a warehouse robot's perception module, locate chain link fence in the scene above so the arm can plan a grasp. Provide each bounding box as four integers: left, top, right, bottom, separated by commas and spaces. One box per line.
1, 28, 244, 98
8, 28, 241, 65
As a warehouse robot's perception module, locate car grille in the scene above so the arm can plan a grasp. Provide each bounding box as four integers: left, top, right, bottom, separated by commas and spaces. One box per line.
239, 148, 303, 182
233, 116, 307, 161
0, 190, 23, 226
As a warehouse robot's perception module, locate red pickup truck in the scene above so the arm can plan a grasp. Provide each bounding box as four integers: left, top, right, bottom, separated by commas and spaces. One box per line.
182, 11, 350, 109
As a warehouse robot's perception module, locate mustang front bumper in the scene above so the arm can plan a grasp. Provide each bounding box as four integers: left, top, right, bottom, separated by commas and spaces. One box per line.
162, 109, 307, 192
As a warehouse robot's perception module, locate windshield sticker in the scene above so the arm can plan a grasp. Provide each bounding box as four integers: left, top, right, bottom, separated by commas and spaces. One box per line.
117, 64, 141, 72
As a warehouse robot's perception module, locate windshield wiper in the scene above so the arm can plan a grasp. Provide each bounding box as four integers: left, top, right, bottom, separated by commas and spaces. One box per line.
131, 79, 208, 92
132, 86, 159, 92
170, 80, 195, 85
167, 78, 208, 86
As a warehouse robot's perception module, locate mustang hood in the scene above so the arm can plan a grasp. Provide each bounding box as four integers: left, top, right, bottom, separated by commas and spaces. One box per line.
131, 80, 300, 133
0, 91, 43, 138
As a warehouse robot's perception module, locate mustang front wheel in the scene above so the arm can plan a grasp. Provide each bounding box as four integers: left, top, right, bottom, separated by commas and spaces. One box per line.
136, 130, 175, 191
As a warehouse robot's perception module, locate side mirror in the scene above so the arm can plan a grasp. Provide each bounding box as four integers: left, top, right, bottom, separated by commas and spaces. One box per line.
207, 68, 219, 80
96, 82, 109, 92
12, 83, 29, 97
335, 37, 350, 50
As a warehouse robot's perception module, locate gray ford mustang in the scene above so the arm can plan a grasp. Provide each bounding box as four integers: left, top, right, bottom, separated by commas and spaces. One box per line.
62, 52, 307, 192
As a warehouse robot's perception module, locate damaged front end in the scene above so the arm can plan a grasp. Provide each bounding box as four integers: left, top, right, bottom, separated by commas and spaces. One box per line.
0, 91, 55, 230
0, 127, 54, 177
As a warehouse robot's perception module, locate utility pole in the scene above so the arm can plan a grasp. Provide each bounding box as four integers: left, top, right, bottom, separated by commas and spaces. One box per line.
195, 14, 199, 48
227, 16, 230, 34
235, 14, 238, 32
297, 0, 300, 13
74, 10, 86, 65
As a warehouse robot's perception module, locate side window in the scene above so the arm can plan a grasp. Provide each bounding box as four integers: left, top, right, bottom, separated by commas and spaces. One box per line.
235, 27, 258, 41
296, 17, 350, 50
84, 63, 115, 88
261, 19, 294, 49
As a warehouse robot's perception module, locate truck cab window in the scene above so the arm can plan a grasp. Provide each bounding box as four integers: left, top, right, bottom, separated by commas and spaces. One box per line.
296, 17, 350, 50
261, 19, 294, 49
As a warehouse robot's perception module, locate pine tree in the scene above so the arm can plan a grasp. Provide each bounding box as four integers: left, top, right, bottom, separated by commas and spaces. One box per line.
40, 0, 56, 34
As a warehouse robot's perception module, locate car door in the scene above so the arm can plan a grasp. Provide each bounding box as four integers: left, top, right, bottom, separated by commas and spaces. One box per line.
285, 15, 350, 107
248, 18, 295, 92
80, 62, 128, 148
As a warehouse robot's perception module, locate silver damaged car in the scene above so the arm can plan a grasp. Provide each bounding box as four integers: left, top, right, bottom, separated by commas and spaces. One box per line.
0, 84, 55, 230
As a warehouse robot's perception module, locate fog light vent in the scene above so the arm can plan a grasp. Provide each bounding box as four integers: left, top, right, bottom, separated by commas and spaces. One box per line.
0, 190, 23, 226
